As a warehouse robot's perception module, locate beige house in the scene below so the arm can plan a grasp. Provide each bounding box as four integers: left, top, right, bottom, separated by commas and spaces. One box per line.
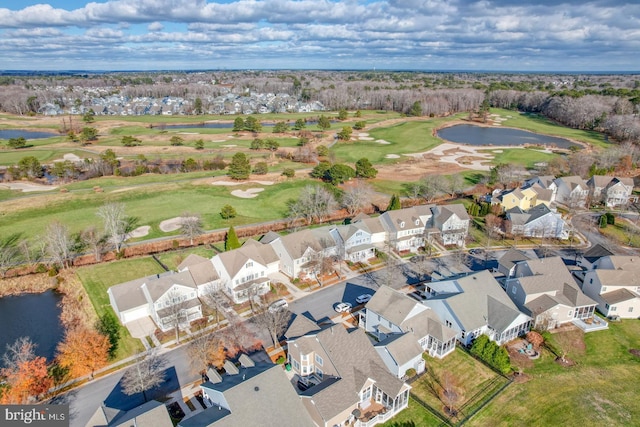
586, 175, 635, 208
580, 256, 640, 319
505, 257, 597, 329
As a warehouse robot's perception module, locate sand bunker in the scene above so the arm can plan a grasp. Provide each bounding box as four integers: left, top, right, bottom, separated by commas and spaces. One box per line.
160, 217, 184, 232
212, 180, 274, 186
385, 154, 400, 159
376, 139, 391, 144
126, 226, 150, 240
0, 182, 58, 192
231, 188, 264, 198
359, 136, 374, 141
222, 144, 237, 147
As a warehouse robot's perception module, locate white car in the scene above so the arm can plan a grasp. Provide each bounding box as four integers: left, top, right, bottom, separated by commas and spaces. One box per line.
334, 302, 352, 313
356, 294, 372, 304
268, 298, 288, 313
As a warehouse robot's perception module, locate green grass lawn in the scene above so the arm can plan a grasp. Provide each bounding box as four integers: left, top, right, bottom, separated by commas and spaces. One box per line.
597, 221, 640, 248
467, 321, 640, 427
75, 257, 163, 359
488, 108, 610, 148
481, 147, 558, 169
155, 246, 217, 271
0, 177, 316, 240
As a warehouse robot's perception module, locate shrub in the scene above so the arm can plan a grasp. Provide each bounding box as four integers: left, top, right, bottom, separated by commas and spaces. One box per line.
605, 212, 615, 225
282, 168, 295, 178
35, 263, 48, 274
253, 162, 268, 175
220, 204, 237, 219
276, 356, 286, 364
47, 265, 59, 277
405, 368, 417, 378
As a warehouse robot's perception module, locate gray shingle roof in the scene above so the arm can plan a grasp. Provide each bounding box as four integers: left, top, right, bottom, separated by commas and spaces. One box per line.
216, 239, 278, 277
365, 286, 418, 326
600, 288, 639, 305
498, 248, 532, 271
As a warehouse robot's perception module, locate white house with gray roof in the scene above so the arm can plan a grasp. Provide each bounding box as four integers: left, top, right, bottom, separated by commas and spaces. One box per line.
424, 270, 532, 346
108, 270, 203, 331
285, 322, 411, 427
553, 175, 589, 208
267, 228, 337, 279
580, 256, 640, 319
506, 204, 568, 239
330, 222, 376, 263
379, 207, 428, 252
212, 239, 280, 304
505, 256, 597, 329
360, 286, 457, 374
586, 175, 635, 208
430, 204, 471, 246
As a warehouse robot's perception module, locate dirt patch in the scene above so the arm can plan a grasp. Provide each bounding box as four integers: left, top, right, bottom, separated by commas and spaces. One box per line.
555, 357, 576, 367
629, 349, 640, 358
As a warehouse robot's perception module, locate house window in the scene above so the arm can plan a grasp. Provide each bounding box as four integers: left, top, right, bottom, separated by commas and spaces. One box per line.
315, 354, 323, 366
461, 330, 466, 339
190, 292, 195, 298
568, 310, 573, 317
610, 306, 617, 312
292, 359, 300, 371
246, 262, 253, 268
301, 353, 308, 362
316, 367, 323, 379
445, 320, 452, 328
400, 221, 405, 228
629, 307, 634, 313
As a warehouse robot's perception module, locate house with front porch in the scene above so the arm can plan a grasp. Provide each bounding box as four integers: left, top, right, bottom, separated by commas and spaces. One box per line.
212, 239, 280, 304
379, 207, 426, 252
505, 256, 597, 329
580, 255, 640, 319
429, 204, 470, 246
267, 228, 337, 279
285, 322, 411, 427
360, 286, 457, 372
108, 270, 203, 331
586, 175, 635, 208
423, 270, 532, 346
330, 222, 376, 263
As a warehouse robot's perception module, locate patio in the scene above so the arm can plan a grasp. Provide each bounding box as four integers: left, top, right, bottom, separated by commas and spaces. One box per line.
572, 316, 608, 332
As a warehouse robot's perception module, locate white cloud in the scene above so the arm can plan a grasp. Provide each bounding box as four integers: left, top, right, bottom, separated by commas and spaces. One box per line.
0, 0, 638, 71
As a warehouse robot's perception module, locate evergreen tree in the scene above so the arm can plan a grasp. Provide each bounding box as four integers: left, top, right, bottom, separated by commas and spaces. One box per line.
387, 194, 401, 211
470, 335, 489, 358
228, 152, 251, 180
355, 158, 378, 179
225, 226, 241, 251
233, 117, 245, 132
95, 312, 121, 359
492, 346, 512, 374
317, 115, 331, 131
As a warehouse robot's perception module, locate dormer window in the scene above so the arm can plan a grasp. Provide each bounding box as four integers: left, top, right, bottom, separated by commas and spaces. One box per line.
415, 219, 420, 226
400, 221, 405, 228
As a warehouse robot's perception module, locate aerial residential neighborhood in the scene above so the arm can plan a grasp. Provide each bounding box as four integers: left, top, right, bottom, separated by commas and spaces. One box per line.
2, 68, 640, 427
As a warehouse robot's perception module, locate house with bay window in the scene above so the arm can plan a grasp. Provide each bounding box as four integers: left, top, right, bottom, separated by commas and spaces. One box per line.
285, 320, 411, 427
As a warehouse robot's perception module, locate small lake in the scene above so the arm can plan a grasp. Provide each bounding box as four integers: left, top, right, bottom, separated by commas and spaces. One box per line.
0, 290, 64, 366
159, 119, 331, 130
437, 124, 579, 149
0, 129, 58, 140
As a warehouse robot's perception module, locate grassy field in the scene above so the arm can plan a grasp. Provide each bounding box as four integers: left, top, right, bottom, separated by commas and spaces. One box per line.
0, 176, 316, 240
155, 246, 217, 271
467, 321, 640, 426
481, 147, 558, 169
597, 220, 640, 248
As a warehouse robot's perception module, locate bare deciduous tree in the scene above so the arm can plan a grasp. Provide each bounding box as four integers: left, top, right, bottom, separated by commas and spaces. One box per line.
80, 226, 108, 263
179, 212, 204, 245
2, 336, 36, 372
420, 174, 446, 202
200, 284, 227, 330
163, 288, 190, 344
342, 181, 373, 216
97, 202, 137, 253
0, 233, 22, 278
187, 333, 226, 375
287, 185, 338, 225
256, 308, 292, 349
120, 350, 167, 402
44, 221, 74, 268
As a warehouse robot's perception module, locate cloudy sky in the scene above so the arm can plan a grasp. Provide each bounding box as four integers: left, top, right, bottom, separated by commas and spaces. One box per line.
1, 0, 639, 72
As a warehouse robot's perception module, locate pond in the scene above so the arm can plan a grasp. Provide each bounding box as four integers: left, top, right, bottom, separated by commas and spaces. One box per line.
437, 124, 579, 149
0, 290, 64, 366
158, 119, 331, 130
0, 129, 59, 140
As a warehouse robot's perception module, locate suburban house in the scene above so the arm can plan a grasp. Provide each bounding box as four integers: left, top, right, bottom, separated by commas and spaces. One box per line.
579, 256, 640, 319
266, 228, 337, 279
180, 356, 315, 427
352, 214, 388, 245
586, 175, 635, 208
492, 179, 556, 213
86, 400, 173, 427
553, 176, 590, 208
177, 254, 221, 291
360, 286, 458, 372
576, 243, 614, 270
497, 248, 533, 278
505, 204, 569, 239
212, 239, 280, 303
423, 270, 532, 346
285, 322, 411, 427
379, 207, 427, 252
330, 222, 377, 263
108, 270, 203, 331
429, 204, 471, 246
504, 257, 597, 329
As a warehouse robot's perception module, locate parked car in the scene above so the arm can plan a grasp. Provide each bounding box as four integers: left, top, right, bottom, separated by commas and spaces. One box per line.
469, 249, 484, 255
355, 294, 372, 304
268, 298, 288, 313
334, 302, 352, 313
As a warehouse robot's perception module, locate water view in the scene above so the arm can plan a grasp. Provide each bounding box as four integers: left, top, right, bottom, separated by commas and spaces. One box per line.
0, 290, 64, 366
437, 124, 579, 149
0, 129, 58, 140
